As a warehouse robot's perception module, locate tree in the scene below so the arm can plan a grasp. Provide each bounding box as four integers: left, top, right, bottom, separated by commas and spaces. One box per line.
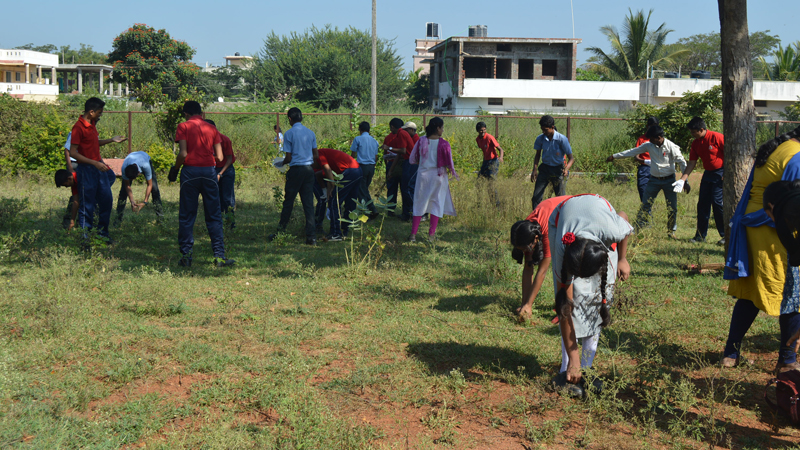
251, 25, 405, 109
197, 66, 248, 100
107, 24, 200, 96
759, 42, 800, 81
663, 30, 779, 76
405, 69, 430, 111
718, 0, 756, 241
586, 9, 689, 80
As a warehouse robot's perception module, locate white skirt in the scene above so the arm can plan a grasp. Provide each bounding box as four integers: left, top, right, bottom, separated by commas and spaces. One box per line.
413, 167, 456, 217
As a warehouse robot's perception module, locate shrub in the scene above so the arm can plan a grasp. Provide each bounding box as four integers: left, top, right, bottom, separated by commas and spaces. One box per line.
0, 197, 28, 229
0, 94, 71, 174
146, 143, 175, 171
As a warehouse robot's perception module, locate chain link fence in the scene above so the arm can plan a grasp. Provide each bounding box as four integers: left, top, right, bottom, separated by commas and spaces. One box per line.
97, 111, 799, 177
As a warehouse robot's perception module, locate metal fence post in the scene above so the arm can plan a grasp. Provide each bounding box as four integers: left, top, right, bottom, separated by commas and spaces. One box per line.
127, 111, 132, 154
350, 112, 353, 131
566, 117, 571, 142
776, 121, 780, 137
423, 114, 427, 129
495, 115, 499, 138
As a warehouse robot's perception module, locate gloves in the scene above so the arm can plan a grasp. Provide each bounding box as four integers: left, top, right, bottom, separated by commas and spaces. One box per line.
168, 166, 179, 182
672, 179, 685, 193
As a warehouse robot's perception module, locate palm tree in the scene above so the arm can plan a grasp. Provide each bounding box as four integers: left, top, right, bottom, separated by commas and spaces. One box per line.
586, 9, 689, 80
759, 42, 800, 81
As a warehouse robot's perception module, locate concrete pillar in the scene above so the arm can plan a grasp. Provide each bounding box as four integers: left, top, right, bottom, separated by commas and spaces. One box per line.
51, 67, 56, 85
25, 64, 30, 83
125, 84, 129, 96
99, 69, 103, 94
78, 68, 83, 93
37, 66, 42, 83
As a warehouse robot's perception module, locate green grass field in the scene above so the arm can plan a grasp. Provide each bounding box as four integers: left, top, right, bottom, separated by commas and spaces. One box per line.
1, 170, 798, 449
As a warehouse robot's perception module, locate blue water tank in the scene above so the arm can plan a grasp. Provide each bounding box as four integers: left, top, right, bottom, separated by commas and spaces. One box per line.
690, 70, 711, 79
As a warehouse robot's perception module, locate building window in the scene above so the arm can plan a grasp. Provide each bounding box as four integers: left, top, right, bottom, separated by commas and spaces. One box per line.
497, 43, 511, 52
754, 100, 767, 107
496, 59, 512, 79
16, 72, 21, 82
4, 72, 9, 83
552, 99, 567, 107
542, 60, 558, 77
519, 59, 534, 79
464, 57, 493, 78
488, 98, 503, 106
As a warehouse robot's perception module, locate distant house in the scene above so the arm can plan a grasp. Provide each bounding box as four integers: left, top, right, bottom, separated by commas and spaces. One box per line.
426, 34, 640, 115
0, 49, 59, 102
640, 78, 800, 118
224, 53, 253, 68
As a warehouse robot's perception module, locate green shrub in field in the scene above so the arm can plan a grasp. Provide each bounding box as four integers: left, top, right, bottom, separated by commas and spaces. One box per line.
0, 198, 28, 229
146, 143, 175, 171
0, 94, 72, 174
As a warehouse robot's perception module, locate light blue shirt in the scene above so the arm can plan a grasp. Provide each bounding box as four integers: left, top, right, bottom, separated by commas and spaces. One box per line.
534, 131, 572, 167
121, 151, 153, 181
283, 123, 317, 166
350, 132, 379, 165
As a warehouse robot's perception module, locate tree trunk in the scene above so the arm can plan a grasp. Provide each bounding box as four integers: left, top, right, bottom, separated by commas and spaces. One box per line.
718, 0, 756, 248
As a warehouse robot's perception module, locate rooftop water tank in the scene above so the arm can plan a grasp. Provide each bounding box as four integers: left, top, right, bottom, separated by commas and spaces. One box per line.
468, 25, 487, 37
426, 22, 439, 38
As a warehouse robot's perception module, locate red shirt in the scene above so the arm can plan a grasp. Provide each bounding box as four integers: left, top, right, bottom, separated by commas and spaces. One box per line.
383, 129, 416, 160
476, 132, 500, 160
635, 135, 650, 161
71, 116, 101, 162
318, 148, 359, 173
216, 134, 236, 169
524, 195, 572, 259
690, 130, 725, 171
175, 116, 221, 167
70, 171, 78, 196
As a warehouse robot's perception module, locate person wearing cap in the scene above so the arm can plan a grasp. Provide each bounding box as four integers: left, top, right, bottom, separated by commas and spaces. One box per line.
402, 121, 421, 219
381, 118, 415, 220
116, 151, 164, 223
350, 121, 380, 216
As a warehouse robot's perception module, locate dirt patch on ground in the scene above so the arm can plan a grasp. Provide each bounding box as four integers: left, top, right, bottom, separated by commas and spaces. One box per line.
86, 372, 216, 417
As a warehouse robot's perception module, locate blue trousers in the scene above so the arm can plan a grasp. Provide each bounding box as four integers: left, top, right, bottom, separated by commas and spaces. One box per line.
178, 166, 226, 258
695, 168, 724, 239
215, 165, 236, 226
531, 163, 566, 210
358, 164, 376, 213
76, 163, 114, 237
385, 160, 400, 215
637, 175, 678, 232
636, 164, 651, 203
279, 165, 316, 238
400, 160, 418, 220
724, 298, 800, 364
329, 168, 363, 236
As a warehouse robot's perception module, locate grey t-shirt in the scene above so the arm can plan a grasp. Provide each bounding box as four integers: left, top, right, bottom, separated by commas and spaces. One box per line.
548, 195, 633, 338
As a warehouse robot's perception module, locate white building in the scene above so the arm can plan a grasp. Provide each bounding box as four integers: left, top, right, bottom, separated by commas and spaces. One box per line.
0, 49, 59, 102
640, 78, 800, 118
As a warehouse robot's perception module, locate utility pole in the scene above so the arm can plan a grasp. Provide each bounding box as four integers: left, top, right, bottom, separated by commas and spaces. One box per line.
371, 0, 377, 125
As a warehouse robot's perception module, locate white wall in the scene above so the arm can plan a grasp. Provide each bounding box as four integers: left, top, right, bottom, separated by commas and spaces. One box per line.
0, 49, 59, 67
451, 97, 630, 116
461, 79, 640, 101
0, 82, 59, 96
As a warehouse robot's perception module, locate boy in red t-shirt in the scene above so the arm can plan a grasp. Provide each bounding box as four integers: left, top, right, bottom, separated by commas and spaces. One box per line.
476, 121, 504, 207
69, 97, 127, 241
381, 118, 416, 220
314, 148, 363, 241
675, 117, 725, 245
171, 101, 234, 267
54, 169, 79, 231
205, 119, 236, 229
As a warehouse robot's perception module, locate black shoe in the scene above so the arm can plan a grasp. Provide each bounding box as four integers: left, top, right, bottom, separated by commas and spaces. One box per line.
214, 257, 235, 267
551, 372, 585, 398
267, 233, 278, 242
689, 235, 705, 243
326, 234, 344, 242
179, 256, 192, 267
305, 237, 317, 246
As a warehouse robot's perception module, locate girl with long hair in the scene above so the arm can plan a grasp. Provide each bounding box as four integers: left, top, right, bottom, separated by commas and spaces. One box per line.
407, 117, 458, 242
548, 195, 633, 389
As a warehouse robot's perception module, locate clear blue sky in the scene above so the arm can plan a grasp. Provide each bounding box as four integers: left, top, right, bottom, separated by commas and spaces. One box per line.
2, 0, 797, 71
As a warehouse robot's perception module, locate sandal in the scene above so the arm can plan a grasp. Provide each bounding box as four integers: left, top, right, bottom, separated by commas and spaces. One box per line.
774, 361, 800, 374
